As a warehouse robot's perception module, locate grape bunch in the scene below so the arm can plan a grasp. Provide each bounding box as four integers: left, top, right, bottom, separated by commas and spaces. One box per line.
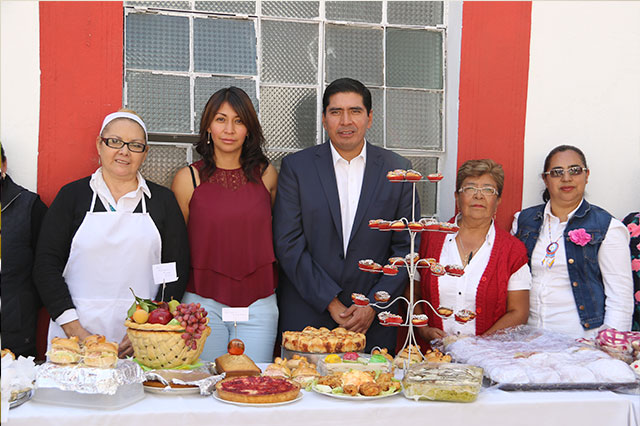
173, 303, 208, 350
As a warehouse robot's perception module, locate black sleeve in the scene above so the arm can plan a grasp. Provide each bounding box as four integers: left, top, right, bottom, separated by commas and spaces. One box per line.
33, 184, 84, 320
149, 186, 190, 303
30, 196, 48, 249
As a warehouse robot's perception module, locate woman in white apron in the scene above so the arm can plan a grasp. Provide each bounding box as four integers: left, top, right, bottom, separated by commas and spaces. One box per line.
34, 110, 190, 357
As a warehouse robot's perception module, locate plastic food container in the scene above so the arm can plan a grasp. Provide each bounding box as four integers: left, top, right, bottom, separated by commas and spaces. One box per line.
280, 348, 333, 366
402, 363, 483, 403
33, 383, 144, 410
317, 354, 392, 375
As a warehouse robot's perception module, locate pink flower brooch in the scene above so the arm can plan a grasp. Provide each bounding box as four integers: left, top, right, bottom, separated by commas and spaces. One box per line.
568, 228, 592, 246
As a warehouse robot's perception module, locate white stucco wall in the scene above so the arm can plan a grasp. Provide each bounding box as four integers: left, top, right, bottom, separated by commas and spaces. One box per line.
523, 1, 640, 219
0, 0, 40, 192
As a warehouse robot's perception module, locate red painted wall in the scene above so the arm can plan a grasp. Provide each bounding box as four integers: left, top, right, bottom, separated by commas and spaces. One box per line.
38, 1, 124, 206
37, 1, 123, 359
457, 1, 532, 231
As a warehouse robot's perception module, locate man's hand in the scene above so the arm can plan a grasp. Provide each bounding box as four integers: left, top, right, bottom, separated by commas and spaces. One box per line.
417, 326, 446, 342
341, 305, 375, 334
61, 320, 92, 342
327, 298, 351, 325
118, 334, 134, 358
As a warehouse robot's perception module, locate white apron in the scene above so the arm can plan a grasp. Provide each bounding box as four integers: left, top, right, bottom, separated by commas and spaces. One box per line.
47, 191, 161, 346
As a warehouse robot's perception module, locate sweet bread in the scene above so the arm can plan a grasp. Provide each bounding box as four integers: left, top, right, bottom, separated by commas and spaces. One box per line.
282, 327, 365, 353
215, 352, 261, 377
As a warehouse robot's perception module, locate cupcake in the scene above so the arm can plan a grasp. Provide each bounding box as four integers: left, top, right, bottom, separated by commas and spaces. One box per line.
420, 218, 440, 231
386, 169, 406, 182
436, 306, 453, 317
426, 173, 443, 182
405, 169, 423, 181
382, 264, 399, 276
390, 220, 406, 231
374, 291, 391, 303
430, 263, 446, 276
368, 219, 383, 229
445, 264, 465, 277
358, 259, 375, 271
408, 221, 423, 232
411, 314, 429, 326
352, 293, 370, 306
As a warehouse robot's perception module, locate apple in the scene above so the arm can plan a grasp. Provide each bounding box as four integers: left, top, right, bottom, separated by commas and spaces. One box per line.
227, 339, 245, 355
156, 301, 170, 311
147, 308, 172, 325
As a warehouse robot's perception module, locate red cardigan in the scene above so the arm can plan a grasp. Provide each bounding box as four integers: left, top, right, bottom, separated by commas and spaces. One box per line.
419, 226, 529, 335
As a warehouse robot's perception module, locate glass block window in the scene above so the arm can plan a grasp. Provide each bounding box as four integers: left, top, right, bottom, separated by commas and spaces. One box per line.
124, 1, 446, 214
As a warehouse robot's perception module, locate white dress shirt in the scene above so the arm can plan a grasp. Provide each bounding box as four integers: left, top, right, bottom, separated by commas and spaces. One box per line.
418, 216, 531, 336
330, 141, 366, 256
512, 200, 633, 338
55, 168, 151, 326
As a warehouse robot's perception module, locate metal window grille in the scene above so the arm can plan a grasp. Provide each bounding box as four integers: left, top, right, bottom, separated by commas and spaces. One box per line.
124, 0, 446, 215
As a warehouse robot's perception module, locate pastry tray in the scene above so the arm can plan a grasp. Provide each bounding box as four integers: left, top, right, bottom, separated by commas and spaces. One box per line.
496, 381, 640, 392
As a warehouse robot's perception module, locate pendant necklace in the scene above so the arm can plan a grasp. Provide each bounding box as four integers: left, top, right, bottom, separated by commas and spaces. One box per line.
456, 236, 474, 268
542, 220, 562, 268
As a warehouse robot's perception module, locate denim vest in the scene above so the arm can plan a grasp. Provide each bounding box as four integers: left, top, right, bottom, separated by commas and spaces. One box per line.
515, 201, 612, 330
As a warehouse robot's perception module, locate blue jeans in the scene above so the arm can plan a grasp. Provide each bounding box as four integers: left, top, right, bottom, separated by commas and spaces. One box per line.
182, 292, 278, 363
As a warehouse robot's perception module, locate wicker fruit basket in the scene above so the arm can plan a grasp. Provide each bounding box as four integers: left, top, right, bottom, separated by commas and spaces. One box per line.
125, 319, 211, 369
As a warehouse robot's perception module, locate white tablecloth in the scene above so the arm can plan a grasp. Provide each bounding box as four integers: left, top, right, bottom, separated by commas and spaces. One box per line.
8, 385, 639, 426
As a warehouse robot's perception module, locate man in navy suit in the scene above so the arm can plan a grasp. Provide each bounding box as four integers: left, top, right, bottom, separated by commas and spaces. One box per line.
273, 78, 418, 352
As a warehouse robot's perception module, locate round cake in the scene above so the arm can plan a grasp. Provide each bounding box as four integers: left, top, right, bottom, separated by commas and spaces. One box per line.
216, 376, 300, 404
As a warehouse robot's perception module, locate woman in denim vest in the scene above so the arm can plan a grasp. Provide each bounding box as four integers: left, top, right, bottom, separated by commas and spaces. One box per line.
512, 145, 633, 338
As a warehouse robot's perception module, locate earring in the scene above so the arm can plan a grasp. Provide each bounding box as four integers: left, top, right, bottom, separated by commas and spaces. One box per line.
207, 132, 212, 145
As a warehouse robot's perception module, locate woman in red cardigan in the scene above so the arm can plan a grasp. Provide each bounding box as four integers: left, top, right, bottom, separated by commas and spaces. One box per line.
412, 159, 531, 342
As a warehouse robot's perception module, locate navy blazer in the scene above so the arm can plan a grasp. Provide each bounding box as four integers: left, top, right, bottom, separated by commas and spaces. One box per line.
273, 141, 419, 351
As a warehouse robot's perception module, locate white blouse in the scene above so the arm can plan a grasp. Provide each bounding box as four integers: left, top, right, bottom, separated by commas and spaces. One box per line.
418, 218, 531, 336
512, 200, 633, 338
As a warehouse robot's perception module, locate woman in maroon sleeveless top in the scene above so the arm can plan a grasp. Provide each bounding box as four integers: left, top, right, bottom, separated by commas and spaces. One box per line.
172, 87, 278, 363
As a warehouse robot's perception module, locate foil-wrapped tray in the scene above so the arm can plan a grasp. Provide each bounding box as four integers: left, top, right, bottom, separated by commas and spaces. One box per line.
33, 360, 146, 409
497, 381, 640, 392
35, 360, 145, 395
143, 363, 224, 395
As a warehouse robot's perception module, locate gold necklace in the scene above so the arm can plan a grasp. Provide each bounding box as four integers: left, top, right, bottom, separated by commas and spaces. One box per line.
456, 236, 476, 267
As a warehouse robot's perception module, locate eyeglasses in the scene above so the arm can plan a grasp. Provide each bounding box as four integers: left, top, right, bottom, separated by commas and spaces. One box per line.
542, 166, 588, 178
101, 137, 147, 153
458, 186, 499, 197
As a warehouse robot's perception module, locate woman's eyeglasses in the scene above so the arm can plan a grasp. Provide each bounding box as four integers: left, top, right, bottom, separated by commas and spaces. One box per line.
101, 137, 147, 153
542, 166, 588, 178
458, 186, 499, 196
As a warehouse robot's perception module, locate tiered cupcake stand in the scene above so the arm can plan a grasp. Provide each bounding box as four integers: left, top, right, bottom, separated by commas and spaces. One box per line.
353, 170, 476, 369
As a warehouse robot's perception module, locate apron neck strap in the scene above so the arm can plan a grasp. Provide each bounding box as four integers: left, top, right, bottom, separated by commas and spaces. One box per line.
141, 192, 147, 214
90, 189, 147, 213
90, 191, 98, 212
